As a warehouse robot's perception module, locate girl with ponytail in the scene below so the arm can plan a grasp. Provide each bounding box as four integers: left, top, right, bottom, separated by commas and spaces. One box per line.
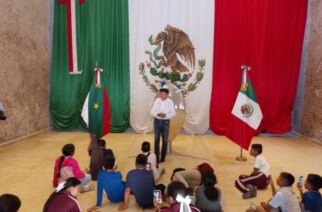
156, 181, 200, 212
52, 144, 92, 190
195, 172, 223, 212
44, 177, 81, 212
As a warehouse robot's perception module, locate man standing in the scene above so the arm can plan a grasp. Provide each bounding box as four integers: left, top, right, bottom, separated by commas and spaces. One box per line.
150, 88, 176, 163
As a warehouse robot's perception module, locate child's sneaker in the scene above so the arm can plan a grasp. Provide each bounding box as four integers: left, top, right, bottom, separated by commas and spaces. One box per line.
242, 185, 257, 199
80, 184, 95, 193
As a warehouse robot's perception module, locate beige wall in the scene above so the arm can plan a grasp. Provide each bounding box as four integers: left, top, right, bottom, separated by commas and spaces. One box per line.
300, 0, 322, 142
0, 0, 50, 143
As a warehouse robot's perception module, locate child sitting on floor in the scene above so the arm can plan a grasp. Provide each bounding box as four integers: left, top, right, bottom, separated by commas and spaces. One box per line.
247, 172, 301, 212
44, 177, 82, 212
53, 143, 93, 192
88, 133, 108, 180
87, 155, 125, 212
141, 141, 165, 182
297, 173, 322, 212
155, 181, 200, 212
235, 144, 271, 199
195, 172, 223, 212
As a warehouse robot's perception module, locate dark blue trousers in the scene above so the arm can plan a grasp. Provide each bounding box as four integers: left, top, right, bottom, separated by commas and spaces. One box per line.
153, 118, 169, 162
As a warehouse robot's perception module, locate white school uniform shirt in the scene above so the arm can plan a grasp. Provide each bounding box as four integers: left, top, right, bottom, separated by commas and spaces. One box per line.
150, 97, 176, 120
254, 154, 270, 177
143, 152, 157, 174
269, 187, 301, 212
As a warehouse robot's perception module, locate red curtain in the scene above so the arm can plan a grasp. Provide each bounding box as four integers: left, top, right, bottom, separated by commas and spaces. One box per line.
210, 0, 307, 134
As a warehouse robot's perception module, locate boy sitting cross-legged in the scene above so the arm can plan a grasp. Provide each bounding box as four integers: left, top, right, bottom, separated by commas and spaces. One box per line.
235, 144, 271, 199
247, 172, 301, 212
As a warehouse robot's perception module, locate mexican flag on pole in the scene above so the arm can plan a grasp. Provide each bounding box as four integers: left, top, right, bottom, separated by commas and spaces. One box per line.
226, 67, 263, 150
81, 67, 110, 138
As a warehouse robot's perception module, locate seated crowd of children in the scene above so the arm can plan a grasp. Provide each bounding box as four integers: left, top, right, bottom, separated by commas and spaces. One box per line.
0, 138, 321, 212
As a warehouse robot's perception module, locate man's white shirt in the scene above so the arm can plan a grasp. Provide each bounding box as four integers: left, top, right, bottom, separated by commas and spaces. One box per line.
150, 97, 176, 120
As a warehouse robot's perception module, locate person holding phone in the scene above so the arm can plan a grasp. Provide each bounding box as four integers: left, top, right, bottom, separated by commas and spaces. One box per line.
297, 174, 322, 212
246, 172, 301, 212
154, 181, 200, 212
141, 141, 165, 182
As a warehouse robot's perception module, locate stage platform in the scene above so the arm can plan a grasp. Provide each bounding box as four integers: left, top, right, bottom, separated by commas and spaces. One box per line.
0, 131, 321, 212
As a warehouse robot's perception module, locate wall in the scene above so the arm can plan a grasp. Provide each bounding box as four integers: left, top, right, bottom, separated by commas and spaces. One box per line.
299, 0, 322, 142
0, 0, 50, 143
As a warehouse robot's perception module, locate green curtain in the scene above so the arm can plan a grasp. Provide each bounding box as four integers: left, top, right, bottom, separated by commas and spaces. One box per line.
50, 0, 130, 132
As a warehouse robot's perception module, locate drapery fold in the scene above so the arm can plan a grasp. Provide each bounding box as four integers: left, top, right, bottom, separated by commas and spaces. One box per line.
129, 0, 214, 134
50, 0, 130, 132
210, 0, 307, 135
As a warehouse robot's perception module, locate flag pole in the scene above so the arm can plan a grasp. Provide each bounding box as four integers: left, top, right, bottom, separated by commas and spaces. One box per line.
235, 64, 251, 162
236, 147, 247, 161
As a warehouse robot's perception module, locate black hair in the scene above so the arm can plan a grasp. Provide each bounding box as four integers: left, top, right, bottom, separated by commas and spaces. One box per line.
135, 154, 147, 166
307, 174, 322, 191
141, 141, 150, 153
159, 88, 169, 94
0, 194, 21, 212
0, 201, 5, 212
251, 144, 262, 154
62, 144, 75, 156
97, 139, 106, 147
202, 172, 219, 201
171, 168, 186, 181
104, 155, 116, 170
166, 181, 188, 201
43, 177, 81, 212
57, 144, 75, 178
280, 172, 295, 186
103, 149, 114, 159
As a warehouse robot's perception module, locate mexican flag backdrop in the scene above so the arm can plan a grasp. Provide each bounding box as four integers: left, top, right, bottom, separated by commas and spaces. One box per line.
50, 0, 307, 145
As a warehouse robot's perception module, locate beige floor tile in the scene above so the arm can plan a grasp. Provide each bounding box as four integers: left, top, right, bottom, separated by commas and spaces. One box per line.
0, 131, 321, 212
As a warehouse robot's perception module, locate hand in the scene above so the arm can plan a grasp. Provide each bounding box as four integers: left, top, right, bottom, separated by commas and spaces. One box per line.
118, 203, 128, 211
260, 202, 267, 207
157, 113, 166, 118
154, 200, 162, 211
240, 174, 248, 178
87, 206, 101, 212
296, 182, 303, 191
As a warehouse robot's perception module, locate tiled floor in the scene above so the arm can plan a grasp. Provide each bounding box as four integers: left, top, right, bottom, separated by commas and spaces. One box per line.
0, 131, 321, 212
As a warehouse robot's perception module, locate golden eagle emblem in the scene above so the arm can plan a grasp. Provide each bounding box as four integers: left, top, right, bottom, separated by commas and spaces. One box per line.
154, 25, 195, 74
139, 25, 206, 96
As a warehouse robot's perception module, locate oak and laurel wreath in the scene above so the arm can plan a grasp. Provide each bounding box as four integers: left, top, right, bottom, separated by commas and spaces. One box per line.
138, 59, 206, 96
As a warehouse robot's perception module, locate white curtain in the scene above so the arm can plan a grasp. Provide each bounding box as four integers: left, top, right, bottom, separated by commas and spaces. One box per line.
129, 0, 214, 134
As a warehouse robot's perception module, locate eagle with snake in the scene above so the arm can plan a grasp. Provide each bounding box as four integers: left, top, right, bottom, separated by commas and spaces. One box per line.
154, 25, 195, 74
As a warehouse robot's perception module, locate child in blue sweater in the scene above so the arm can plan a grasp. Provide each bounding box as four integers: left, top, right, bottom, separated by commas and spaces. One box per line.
87, 155, 125, 211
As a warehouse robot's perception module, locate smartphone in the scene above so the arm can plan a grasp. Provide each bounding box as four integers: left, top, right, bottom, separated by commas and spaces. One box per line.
298, 176, 304, 187
250, 203, 257, 210
153, 190, 162, 204
146, 163, 152, 171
